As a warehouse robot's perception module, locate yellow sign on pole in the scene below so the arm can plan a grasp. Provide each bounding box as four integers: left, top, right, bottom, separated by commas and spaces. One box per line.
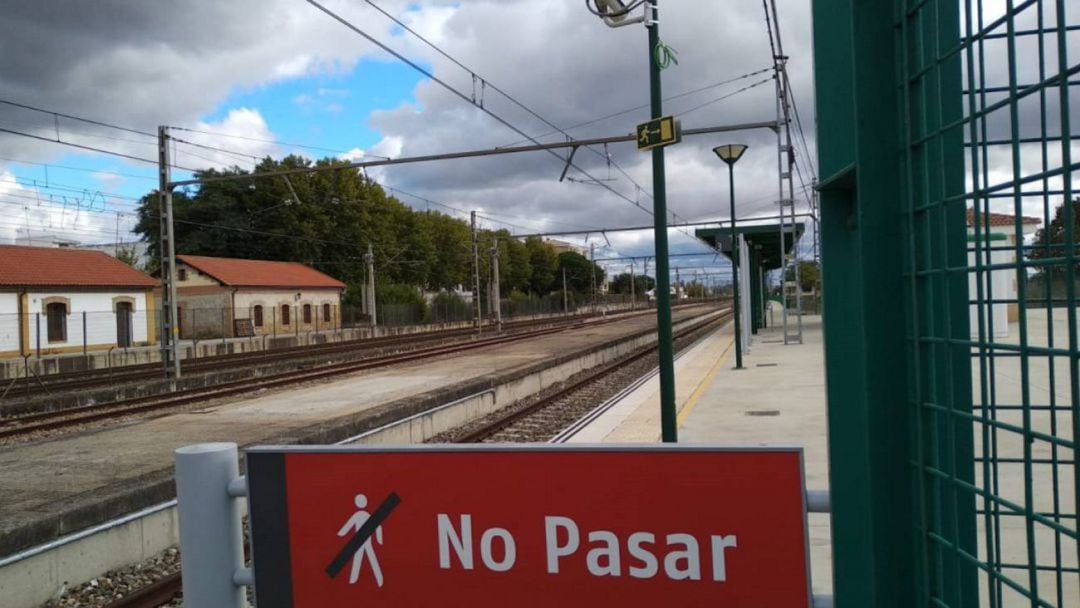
636, 115, 682, 151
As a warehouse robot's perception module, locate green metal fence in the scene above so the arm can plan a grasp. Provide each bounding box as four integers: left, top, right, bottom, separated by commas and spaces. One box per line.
814, 0, 1076, 605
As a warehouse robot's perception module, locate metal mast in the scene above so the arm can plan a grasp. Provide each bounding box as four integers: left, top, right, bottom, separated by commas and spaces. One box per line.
768, 0, 803, 345
157, 126, 181, 382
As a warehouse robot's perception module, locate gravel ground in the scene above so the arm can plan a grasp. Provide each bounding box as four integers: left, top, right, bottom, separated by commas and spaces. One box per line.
431, 314, 728, 443
41, 547, 180, 608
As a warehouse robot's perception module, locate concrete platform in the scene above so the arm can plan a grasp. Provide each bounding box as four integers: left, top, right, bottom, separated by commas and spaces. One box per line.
0, 306, 713, 562
568, 315, 833, 596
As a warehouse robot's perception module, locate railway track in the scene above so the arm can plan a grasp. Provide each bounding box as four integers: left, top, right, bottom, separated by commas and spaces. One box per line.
455, 308, 732, 443
0, 322, 585, 441
43, 306, 727, 607
1, 311, 636, 402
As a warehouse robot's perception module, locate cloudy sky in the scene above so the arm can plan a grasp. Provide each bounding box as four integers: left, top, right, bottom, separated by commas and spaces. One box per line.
4, 1, 1070, 281
0, 0, 822, 279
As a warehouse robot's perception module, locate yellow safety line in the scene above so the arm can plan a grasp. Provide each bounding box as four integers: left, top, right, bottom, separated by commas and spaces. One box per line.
676, 334, 736, 427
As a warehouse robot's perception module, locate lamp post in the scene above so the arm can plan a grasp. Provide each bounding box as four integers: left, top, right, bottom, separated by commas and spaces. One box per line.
714, 144, 748, 369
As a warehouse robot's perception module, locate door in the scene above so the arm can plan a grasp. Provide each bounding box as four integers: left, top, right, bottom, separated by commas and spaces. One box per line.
116, 302, 133, 348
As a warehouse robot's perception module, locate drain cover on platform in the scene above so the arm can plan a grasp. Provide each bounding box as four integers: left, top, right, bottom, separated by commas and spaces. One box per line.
745, 409, 781, 417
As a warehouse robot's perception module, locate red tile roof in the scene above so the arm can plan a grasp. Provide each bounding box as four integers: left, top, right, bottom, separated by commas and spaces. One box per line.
177, 255, 345, 289
0, 245, 157, 289
966, 209, 1041, 227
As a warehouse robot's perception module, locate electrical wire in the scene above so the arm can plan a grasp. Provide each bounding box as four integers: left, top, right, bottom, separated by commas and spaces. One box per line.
0, 156, 156, 181
0, 125, 189, 169
164, 125, 393, 160
0, 98, 155, 138
496, 68, 772, 148
363, 0, 667, 211
307, 0, 652, 218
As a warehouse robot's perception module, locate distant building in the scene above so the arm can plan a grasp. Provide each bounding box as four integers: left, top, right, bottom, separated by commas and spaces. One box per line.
175, 255, 346, 338
966, 210, 1040, 338
0, 245, 158, 358
544, 238, 588, 256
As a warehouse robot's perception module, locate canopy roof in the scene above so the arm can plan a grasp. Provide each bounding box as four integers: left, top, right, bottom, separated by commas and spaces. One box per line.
694, 222, 806, 271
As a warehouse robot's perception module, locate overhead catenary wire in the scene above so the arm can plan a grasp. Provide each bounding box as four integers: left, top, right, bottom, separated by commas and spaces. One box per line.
0, 125, 195, 171
496, 67, 773, 148
164, 125, 392, 160
0, 156, 157, 182
306, 0, 654, 218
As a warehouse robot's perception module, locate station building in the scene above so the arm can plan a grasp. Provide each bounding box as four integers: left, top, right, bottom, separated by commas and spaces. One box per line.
0, 245, 158, 358
174, 255, 346, 339
965, 210, 1040, 338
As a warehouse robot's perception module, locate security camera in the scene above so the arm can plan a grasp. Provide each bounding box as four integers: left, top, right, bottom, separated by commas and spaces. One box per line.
594, 0, 629, 21
589, 0, 645, 28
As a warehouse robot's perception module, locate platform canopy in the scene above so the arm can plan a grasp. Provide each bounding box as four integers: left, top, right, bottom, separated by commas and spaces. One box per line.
694, 221, 805, 271
695, 221, 806, 335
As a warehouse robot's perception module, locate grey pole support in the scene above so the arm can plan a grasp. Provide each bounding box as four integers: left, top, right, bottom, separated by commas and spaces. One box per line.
562, 268, 568, 315
174, 443, 246, 608
470, 211, 482, 332
630, 261, 636, 310
589, 242, 597, 313
158, 126, 182, 382
490, 241, 502, 332
363, 244, 376, 331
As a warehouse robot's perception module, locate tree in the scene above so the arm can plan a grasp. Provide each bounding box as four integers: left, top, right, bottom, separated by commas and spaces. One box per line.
556, 251, 604, 294
115, 245, 139, 268
132, 155, 485, 294
525, 237, 558, 294
608, 272, 655, 295
784, 260, 821, 293
1028, 198, 1079, 277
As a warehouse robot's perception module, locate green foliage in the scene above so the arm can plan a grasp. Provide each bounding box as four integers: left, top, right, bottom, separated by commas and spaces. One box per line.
428, 291, 471, 322
1028, 197, 1079, 277
524, 237, 558, 294
609, 272, 656, 295
556, 251, 604, 294
685, 282, 706, 298
115, 246, 139, 268
784, 260, 822, 293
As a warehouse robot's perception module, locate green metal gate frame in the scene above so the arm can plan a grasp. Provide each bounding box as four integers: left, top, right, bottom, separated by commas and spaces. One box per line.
813, 0, 1077, 605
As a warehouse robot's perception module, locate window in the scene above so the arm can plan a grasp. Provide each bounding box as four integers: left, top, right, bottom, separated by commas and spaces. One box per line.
303, 304, 312, 324
323, 303, 332, 322
178, 268, 187, 281
253, 305, 264, 327
281, 304, 290, 325
46, 302, 67, 342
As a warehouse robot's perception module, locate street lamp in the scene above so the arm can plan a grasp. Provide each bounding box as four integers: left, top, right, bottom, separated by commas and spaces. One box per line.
587, 0, 679, 443
714, 144, 748, 370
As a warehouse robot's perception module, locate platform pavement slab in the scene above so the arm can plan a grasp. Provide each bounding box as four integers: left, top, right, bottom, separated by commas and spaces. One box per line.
568, 315, 832, 596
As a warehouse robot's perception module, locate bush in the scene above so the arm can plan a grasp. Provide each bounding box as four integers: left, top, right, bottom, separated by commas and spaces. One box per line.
376, 284, 427, 325
429, 291, 471, 323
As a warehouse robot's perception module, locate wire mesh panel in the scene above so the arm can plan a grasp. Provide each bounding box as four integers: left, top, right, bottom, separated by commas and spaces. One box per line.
900, 0, 1078, 605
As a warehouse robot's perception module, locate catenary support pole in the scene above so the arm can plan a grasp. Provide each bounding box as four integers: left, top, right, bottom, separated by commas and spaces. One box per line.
157, 126, 181, 382
562, 268, 568, 315
590, 242, 597, 312
471, 211, 482, 332
630, 261, 636, 310
490, 239, 502, 332
647, 0, 678, 443
174, 443, 246, 608
363, 244, 376, 330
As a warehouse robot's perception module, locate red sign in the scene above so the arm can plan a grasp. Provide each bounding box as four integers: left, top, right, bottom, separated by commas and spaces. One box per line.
247, 446, 810, 607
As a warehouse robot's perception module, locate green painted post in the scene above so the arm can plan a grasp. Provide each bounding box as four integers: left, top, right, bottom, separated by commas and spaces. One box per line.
647, 0, 677, 443
812, 0, 915, 604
